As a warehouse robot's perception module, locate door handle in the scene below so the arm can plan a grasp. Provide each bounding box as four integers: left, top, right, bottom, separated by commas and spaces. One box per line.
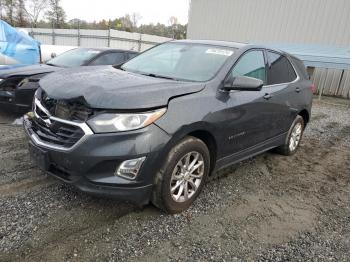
295, 87, 301, 93
263, 93, 272, 100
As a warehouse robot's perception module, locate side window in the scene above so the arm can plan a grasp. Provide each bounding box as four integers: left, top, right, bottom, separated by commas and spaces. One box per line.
89, 52, 125, 66
127, 52, 138, 60
229, 50, 266, 83
267, 51, 297, 85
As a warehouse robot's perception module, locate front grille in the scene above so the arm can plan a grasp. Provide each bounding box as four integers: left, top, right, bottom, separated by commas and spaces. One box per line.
31, 99, 87, 149
41, 90, 93, 122
31, 116, 85, 148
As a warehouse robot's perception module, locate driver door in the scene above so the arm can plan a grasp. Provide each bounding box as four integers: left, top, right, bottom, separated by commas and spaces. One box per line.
220, 49, 276, 155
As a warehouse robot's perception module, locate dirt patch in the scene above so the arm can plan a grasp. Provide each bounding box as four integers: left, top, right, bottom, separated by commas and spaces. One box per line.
0, 99, 350, 261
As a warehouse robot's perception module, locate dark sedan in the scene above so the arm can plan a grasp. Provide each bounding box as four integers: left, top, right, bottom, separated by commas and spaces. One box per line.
0, 48, 138, 111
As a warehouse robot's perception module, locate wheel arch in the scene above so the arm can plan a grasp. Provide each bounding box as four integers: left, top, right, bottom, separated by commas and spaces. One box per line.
187, 130, 217, 176
159, 123, 218, 176
298, 109, 310, 126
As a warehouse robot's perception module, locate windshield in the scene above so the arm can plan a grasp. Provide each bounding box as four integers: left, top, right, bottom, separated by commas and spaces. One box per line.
47, 48, 101, 67
121, 42, 236, 82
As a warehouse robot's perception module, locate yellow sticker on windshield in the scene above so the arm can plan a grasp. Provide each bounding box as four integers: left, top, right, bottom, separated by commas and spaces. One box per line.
206, 49, 234, 56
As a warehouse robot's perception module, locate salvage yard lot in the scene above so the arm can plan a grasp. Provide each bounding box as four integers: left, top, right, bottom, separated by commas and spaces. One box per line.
0, 98, 350, 261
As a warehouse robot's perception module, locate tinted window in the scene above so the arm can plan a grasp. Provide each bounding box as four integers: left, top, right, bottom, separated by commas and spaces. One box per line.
47, 48, 102, 67
89, 52, 125, 65
229, 50, 266, 83
127, 52, 138, 60
122, 42, 236, 82
267, 51, 297, 85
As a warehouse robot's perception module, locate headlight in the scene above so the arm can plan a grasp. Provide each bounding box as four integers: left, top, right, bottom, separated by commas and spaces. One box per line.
0, 79, 3, 82
87, 108, 166, 133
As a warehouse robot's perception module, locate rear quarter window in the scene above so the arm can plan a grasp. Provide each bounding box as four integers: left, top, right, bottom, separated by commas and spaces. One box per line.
290, 57, 309, 79
267, 51, 297, 85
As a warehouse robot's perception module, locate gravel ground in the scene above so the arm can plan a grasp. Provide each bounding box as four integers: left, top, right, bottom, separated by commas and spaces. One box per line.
0, 97, 349, 261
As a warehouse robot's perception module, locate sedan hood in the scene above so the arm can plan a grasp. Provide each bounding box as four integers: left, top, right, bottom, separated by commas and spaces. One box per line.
39, 66, 205, 110
0, 64, 60, 78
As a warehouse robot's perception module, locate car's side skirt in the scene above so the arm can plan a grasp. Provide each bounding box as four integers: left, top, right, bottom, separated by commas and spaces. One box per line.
213, 132, 287, 173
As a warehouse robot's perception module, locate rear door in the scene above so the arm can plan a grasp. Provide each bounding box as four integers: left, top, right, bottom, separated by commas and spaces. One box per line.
263, 50, 299, 137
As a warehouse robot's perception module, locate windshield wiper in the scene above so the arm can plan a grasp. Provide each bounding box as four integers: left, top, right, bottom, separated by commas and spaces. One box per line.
46, 62, 58, 67
141, 73, 178, 81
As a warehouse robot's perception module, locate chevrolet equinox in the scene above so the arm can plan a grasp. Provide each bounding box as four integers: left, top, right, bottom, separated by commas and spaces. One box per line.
24, 40, 313, 213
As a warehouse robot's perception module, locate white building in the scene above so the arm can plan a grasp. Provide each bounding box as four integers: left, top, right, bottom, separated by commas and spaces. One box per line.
187, 0, 350, 98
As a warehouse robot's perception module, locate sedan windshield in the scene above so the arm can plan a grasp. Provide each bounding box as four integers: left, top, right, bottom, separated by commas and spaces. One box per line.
47, 48, 102, 67
121, 42, 236, 82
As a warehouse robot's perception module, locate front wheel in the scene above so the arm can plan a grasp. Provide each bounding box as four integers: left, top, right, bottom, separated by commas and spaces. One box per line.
276, 115, 305, 156
152, 136, 210, 213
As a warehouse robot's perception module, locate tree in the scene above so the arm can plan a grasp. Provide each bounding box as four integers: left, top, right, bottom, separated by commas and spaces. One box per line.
24, 0, 48, 28
17, 0, 28, 27
119, 14, 133, 32
131, 12, 141, 30
168, 16, 179, 39
45, 0, 66, 28
2, 0, 16, 25
168, 16, 178, 26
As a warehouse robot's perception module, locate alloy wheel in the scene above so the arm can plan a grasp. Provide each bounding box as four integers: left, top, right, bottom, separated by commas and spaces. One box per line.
170, 151, 205, 203
289, 122, 302, 151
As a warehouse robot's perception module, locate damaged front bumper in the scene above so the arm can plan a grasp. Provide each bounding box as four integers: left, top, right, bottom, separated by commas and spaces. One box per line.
23, 113, 171, 205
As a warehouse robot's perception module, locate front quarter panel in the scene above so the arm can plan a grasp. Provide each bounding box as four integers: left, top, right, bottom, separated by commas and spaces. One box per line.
155, 86, 232, 160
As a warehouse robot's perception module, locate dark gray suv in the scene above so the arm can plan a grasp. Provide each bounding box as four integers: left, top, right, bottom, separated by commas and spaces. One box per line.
23, 40, 313, 213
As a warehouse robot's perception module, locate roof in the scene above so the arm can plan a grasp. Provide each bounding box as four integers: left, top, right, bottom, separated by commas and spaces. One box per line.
259, 43, 350, 70
76, 47, 138, 53
170, 40, 350, 70
174, 39, 247, 49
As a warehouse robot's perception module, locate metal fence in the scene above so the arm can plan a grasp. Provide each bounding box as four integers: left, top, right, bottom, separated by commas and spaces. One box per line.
19, 28, 172, 52
311, 68, 350, 99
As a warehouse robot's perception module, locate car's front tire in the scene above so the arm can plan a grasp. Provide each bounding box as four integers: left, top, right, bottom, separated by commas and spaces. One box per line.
152, 136, 210, 213
276, 115, 305, 156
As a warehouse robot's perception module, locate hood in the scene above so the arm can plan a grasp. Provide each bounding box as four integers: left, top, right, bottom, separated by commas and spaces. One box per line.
0, 64, 60, 78
39, 66, 205, 110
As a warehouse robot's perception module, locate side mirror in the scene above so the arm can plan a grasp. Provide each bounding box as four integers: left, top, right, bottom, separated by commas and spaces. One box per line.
223, 76, 263, 91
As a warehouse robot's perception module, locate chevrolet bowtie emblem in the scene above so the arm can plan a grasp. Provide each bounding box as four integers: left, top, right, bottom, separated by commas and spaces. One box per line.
43, 118, 52, 127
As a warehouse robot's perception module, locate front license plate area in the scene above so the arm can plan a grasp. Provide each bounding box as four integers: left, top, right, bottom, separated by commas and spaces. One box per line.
28, 142, 50, 171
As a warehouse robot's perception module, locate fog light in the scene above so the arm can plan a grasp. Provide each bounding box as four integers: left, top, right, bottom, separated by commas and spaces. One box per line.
115, 157, 146, 180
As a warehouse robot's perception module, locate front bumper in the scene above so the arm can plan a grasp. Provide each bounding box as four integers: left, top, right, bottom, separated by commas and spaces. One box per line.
0, 86, 36, 111
23, 114, 171, 205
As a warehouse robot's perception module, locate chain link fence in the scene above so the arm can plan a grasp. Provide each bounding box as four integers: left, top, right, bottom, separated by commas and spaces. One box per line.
19, 27, 171, 52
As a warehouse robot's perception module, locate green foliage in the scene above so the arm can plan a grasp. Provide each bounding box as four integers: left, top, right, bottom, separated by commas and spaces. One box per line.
0, 2, 187, 39
45, 0, 66, 28
0, 0, 29, 26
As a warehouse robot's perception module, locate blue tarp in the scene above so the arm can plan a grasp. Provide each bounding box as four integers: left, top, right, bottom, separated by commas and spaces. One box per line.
0, 20, 40, 66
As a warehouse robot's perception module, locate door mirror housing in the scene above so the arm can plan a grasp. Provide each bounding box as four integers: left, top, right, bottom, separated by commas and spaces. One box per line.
223, 76, 263, 91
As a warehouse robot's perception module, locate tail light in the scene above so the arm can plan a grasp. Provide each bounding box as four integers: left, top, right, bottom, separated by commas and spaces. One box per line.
310, 84, 317, 94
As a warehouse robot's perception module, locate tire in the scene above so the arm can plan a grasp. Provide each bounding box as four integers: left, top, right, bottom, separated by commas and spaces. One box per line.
151, 136, 210, 214
275, 115, 305, 156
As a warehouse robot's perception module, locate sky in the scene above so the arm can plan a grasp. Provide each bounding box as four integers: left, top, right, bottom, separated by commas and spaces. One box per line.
61, 0, 190, 25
